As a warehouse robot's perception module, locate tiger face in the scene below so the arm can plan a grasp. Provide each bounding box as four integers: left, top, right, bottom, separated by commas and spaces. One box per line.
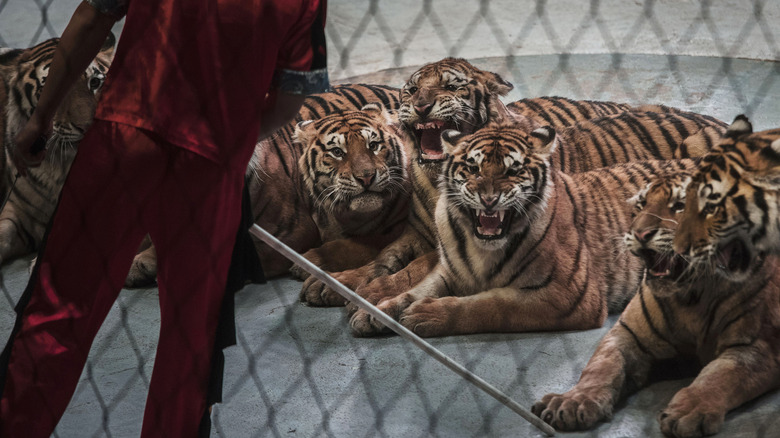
673, 115, 780, 281
398, 58, 513, 169
439, 123, 555, 249
295, 103, 410, 216
624, 174, 691, 282
4, 36, 114, 167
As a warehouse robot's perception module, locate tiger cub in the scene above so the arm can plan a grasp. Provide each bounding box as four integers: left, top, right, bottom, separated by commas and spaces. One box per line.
0, 36, 114, 266
336, 107, 727, 312
124, 83, 402, 286
534, 168, 780, 438
299, 57, 639, 307
674, 115, 780, 274
349, 123, 695, 337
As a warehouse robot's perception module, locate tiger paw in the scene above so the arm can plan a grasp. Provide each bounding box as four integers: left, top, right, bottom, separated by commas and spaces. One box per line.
531, 391, 613, 431
289, 263, 310, 281
349, 308, 391, 337
124, 252, 158, 288
299, 275, 347, 307
398, 296, 456, 337
658, 387, 725, 437
346, 274, 405, 316
349, 293, 414, 337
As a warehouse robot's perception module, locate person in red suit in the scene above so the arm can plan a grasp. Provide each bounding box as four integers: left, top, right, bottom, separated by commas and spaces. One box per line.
0, 0, 328, 436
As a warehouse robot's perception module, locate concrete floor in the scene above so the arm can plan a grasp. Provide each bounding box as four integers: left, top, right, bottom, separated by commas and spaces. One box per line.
1, 1, 780, 438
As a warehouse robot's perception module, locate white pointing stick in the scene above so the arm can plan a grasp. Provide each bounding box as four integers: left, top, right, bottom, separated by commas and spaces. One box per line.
249, 224, 556, 437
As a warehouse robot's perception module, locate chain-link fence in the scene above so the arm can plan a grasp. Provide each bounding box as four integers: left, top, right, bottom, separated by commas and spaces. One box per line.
1, 1, 780, 437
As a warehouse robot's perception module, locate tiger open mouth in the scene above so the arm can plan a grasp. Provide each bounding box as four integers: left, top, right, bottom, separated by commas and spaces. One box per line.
472, 208, 513, 240
715, 238, 752, 273
635, 248, 687, 280
414, 121, 459, 162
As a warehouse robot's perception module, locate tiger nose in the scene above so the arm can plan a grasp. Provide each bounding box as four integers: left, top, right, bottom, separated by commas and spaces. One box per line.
356, 173, 375, 188
414, 103, 432, 117
480, 194, 499, 209
633, 228, 657, 243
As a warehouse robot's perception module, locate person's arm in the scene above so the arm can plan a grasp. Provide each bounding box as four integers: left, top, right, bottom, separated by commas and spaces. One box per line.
257, 0, 328, 141
256, 92, 306, 140
12, 1, 117, 175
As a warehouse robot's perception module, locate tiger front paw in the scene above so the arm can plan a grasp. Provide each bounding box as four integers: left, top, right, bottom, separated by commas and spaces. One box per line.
531, 390, 613, 432
349, 293, 415, 337
345, 274, 405, 316
289, 263, 310, 281
124, 252, 158, 288
658, 387, 725, 438
398, 297, 456, 337
299, 275, 348, 307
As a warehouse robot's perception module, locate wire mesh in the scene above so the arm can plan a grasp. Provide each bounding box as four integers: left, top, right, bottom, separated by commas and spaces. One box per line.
1, 1, 779, 437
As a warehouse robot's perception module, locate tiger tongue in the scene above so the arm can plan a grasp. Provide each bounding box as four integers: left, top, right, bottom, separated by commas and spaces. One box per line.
420, 129, 444, 156
479, 214, 502, 233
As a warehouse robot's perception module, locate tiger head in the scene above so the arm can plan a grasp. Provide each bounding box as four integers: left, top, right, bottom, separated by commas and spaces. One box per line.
673, 115, 780, 281
438, 122, 556, 249
624, 173, 691, 282
3, 35, 115, 168
398, 58, 514, 173
295, 103, 410, 216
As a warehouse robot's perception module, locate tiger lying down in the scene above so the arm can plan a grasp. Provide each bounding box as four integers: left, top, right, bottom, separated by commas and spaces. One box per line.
125, 84, 405, 286
533, 117, 780, 437
349, 123, 701, 337
0, 36, 114, 267
338, 109, 727, 312
299, 58, 728, 309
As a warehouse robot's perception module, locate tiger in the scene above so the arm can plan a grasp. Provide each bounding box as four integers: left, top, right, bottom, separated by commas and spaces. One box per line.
0, 36, 114, 267
673, 115, 780, 278
348, 123, 699, 337
124, 83, 403, 286
299, 57, 649, 307
324, 103, 727, 313
533, 166, 780, 438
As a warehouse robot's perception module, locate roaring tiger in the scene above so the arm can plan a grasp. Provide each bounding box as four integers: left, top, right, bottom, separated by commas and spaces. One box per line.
299, 57, 649, 307
673, 115, 780, 276
0, 36, 114, 266
349, 123, 699, 337
534, 167, 780, 438
124, 83, 403, 286
315, 99, 727, 311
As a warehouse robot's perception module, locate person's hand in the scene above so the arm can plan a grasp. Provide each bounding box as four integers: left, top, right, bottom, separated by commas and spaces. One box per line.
12, 115, 48, 176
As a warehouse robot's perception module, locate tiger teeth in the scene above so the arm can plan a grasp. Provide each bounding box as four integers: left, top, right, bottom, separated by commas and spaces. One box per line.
415, 121, 445, 130
498, 210, 505, 221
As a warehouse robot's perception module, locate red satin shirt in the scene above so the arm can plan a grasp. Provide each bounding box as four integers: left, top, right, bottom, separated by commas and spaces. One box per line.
94, 0, 328, 169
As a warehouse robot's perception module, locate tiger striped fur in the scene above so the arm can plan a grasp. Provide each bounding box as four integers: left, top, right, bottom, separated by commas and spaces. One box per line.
0, 36, 114, 266
300, 58, 646, 307
349, 123, 699, 337
674, 115, 780, 281
534, 167, 780, 438
330, 104, 726, 313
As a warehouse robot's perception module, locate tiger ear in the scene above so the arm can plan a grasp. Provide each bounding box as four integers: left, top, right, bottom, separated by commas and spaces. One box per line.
483, 70, 514, 96
771, 138, 780, 155
529, 126, 556, 158
293, 120, 316, 145
441, 129, 465, 155
626, 190, 643, 208
725, 115, 753, 139
361, 102, 385, 115
361, 102, 393, 125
